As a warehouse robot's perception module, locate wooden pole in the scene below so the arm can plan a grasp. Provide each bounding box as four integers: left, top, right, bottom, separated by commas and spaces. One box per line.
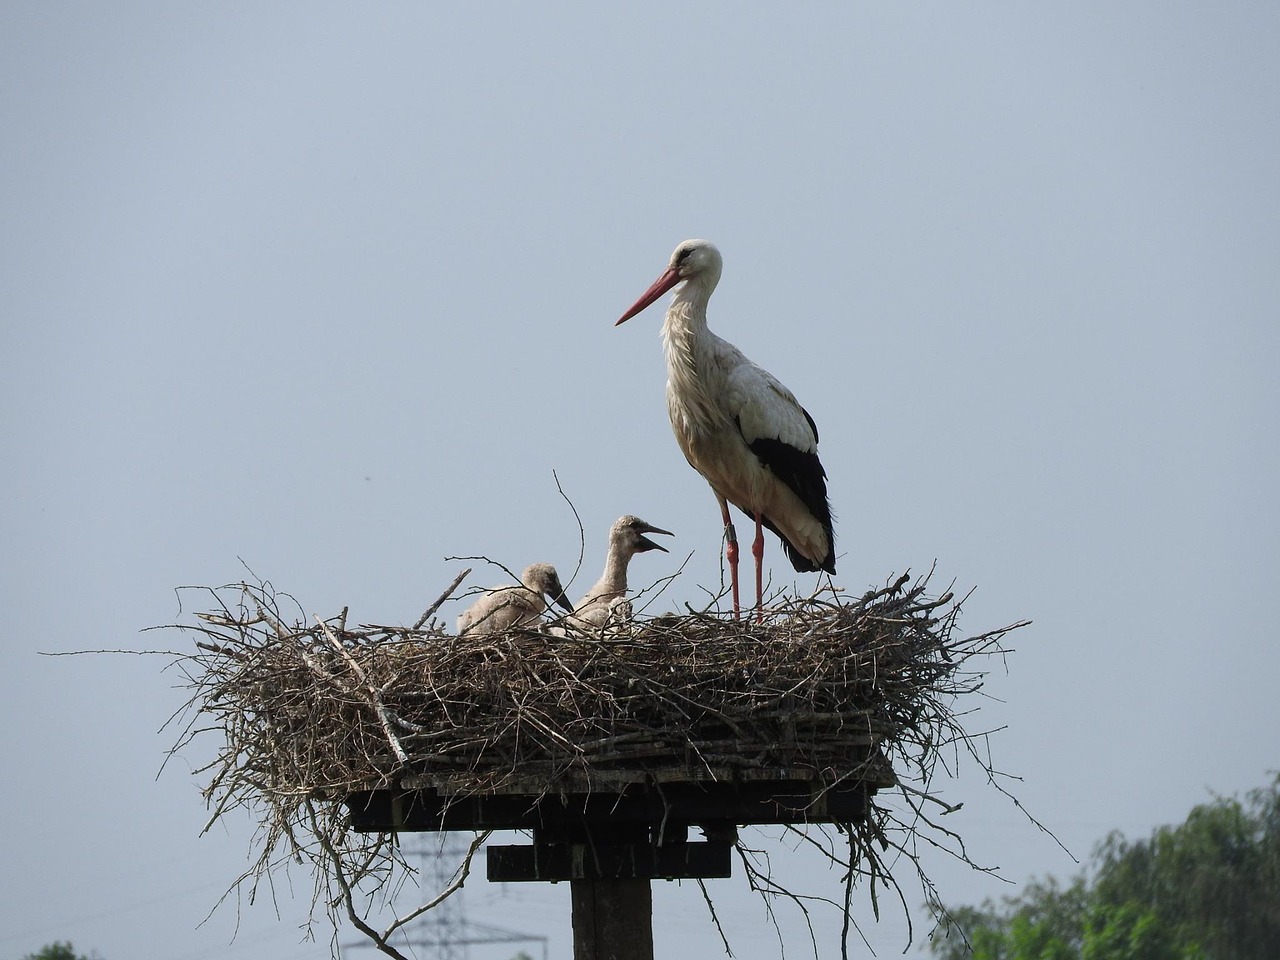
570, 877, 654, 960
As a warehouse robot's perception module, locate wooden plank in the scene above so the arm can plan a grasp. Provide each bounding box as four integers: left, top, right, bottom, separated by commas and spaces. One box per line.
344, 778, 873, 833
486, 840, 732, 882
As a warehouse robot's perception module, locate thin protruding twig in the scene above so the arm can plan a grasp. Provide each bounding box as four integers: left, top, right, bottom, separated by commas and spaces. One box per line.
414, 568, 471, 630
380, 830, 490, 941
698, 878, 734, 957
551, 468, 587, 592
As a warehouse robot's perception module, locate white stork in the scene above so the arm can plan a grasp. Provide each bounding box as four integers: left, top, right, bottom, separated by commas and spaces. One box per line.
564, 515, 673, 631
616, 239, 835, 620
455, 562, 573, 636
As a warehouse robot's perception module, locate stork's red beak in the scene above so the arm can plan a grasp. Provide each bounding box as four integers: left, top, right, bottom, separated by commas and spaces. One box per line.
616, 266, 682, 325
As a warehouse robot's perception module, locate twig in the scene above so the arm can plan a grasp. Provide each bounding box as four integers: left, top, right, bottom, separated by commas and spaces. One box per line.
698, 878, 734, 957
414, 567, 471, 630
380, 830, 490, 941
314, 614, 408, 765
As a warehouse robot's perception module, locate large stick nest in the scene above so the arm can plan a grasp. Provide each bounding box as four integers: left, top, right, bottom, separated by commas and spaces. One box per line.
163, 570, 1027, 954
179, 572, 1003, 797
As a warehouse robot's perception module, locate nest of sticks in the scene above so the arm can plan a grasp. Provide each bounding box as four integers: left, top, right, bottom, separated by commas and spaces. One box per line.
164, 569, 1026, 953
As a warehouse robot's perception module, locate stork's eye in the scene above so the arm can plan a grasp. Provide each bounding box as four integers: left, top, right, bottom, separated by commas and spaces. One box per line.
676, 247, 693, 264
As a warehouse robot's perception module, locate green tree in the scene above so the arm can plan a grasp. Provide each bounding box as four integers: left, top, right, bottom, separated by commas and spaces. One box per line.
1092, 775, 1280, 958
22, 944, 92, 960
927, 877, 1087, 960
928, 774, 1280, 960
1080, 902, 1192, 960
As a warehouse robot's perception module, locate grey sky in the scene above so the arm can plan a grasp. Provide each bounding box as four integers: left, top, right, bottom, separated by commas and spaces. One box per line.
3, 3, 1278, 958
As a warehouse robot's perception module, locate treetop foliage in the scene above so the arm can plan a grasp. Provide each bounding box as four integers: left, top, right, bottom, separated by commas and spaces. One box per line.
22, 944, 94, 960
927, 773, 1280, 960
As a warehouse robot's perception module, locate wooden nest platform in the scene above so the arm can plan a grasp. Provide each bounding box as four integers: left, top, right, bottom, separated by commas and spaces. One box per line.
166, 570, 1025, 944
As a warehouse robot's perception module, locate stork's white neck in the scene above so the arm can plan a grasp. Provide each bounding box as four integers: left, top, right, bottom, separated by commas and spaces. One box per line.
672, 269, 717, 319
591, 541, 632, 598
660, 277, 731, 436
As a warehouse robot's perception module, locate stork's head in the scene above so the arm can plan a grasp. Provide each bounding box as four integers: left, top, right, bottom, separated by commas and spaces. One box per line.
616, 239, 722, 325
522, 562, 574, 613
610, 514, 674, 555
668, 239, 721, 279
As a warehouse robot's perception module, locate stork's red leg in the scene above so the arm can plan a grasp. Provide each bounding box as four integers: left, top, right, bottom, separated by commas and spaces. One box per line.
752, 512, 765, 623
718, 496, 740, 618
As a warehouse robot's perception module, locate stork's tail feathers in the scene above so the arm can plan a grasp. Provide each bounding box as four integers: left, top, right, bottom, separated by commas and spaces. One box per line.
758, 512, 836, 575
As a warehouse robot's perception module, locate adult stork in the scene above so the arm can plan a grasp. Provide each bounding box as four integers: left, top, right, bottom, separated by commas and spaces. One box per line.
616, 239, 835, 620
456, 562, 573, 636
564, 515, 674, 631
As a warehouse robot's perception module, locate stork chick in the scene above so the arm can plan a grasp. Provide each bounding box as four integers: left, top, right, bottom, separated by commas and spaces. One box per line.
456, 562, 573, 636
566, 515, 673, 630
